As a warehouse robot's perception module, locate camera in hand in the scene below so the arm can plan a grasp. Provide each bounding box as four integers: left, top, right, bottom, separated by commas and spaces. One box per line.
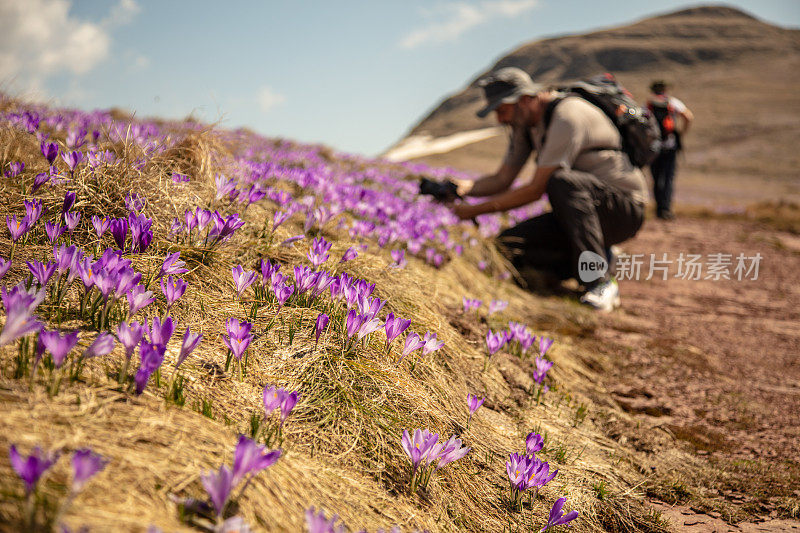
419, 178, 460, 202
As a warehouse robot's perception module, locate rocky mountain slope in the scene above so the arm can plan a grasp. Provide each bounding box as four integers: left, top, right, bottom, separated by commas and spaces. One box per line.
386, 5, 800, 207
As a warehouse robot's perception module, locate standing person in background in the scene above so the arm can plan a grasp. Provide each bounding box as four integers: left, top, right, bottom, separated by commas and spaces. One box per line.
647, 80, 694, 220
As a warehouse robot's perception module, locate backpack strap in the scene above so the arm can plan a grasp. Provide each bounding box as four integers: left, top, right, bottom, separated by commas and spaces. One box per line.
538, 96, 565, 151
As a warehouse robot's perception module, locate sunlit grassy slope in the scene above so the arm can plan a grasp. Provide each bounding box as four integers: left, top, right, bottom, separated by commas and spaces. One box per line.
0, 95, 697, 532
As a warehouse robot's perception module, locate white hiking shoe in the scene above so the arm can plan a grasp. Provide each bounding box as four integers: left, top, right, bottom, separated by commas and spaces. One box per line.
580, 277, 621, 312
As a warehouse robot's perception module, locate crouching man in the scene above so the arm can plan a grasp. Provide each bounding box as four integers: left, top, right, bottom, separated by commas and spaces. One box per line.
449, 67, 646, 311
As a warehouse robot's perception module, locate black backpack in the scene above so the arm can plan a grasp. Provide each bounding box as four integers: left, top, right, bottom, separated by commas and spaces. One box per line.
648, 96, 682, 151
543, 73, 662, 168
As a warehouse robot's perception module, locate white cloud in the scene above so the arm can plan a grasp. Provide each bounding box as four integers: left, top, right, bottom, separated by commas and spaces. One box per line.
103, 0, 140, 27
399, 0, 539, 49
0, 0, 140, 93
256, 86, 286, 113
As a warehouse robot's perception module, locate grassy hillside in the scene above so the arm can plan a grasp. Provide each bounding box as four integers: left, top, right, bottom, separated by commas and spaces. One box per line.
2, 93, 796, 533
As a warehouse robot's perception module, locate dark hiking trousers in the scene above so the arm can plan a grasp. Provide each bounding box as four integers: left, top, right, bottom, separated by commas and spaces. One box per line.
497, 169, 644, 286
651, 149, 678, 215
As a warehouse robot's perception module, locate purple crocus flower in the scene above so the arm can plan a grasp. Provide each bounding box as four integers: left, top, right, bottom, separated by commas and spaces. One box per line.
314, 313, 329, 344
506, 452, 533, 491
0, 286, 44, 347
114, 267, 141, 298
156, 252, 188, 279
53, 244, 81, 282
527, 459, 558, 489
160, 276, 187, 309
263, 385, 282, 415
177, 327, 202, 368
231, 435, 281, 486
5, 161, 24, 178
279, 391, 298, 425
39, 329, 80, 368
66, 128, 86, 150
9, 445, 60, 494
539, 337, 554, 356
232, 265, 257, 297
134, 341, 165, 394
274, 283, 294, 308
184, 209, 198, 235
488, 299, 508, 315
462, 297, 482, 313
421, 332, 444, 356
91, 216, 110, 238
7, 215, 30, 242
280, 234, 304, 247
127, 284, 155, 317
24, 199, 45, 227
401, 429, 439, 474
339, 247, 358, 263
305, 507, 345, 533
259, 259, 278, 286
27, 260, 56, 287
345, 310, 366, 339
223, 318, 252, 361
109, 218, 128, 250
45, 221, 65, 243
272, 210, 290, 231
532, 357, 554, 385
64, 211, 81, 234
125, 193, 144, 213
149, 316, 175, 347
242, 184, 266, 206
32, 172, 52, 193
467, 394, 485, 417
358, 296, 385, 321
196, 208, 212, 231
71, 448, 108, 492
485, 330, 504, 355
540, 497, 579, 532
293, 266, 319, 295
201, 465, 234, 517
116, 320, 143, 360
519, 331, 536, 353
310, 270, 335, 299
128, 213, 153, 253
431, 435, 470, 470
61, 151, 84, 172
82, 332, 115, 359
0, 257, 10, 280
384, 313, 411, 348
390, 249, 407, 268
62, 192, 77, 214
41, 141, 59, 165
307, 237, 332, 269
526, 432, 545, 455
357, 317, 382, 341
400, 332, 424, 362
214, 174, 237, 201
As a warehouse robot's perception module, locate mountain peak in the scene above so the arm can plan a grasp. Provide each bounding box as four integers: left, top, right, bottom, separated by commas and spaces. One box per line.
401, 4, 799, 140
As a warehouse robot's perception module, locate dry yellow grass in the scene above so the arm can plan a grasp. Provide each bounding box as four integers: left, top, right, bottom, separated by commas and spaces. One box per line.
0, 97, 687, 532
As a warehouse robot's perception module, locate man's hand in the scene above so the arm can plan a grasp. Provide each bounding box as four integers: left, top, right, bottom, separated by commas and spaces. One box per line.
451, 202, 483, 220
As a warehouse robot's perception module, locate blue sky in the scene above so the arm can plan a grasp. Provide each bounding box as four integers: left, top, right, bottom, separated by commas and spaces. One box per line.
1, 0, 798, 156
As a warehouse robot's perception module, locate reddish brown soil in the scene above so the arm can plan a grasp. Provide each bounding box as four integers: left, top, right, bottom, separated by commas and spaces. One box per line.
592, 213, 800, 526
604, 214, 800, 461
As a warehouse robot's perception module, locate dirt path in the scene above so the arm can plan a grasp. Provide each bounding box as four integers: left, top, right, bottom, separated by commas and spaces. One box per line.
591, 213, 800, 524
